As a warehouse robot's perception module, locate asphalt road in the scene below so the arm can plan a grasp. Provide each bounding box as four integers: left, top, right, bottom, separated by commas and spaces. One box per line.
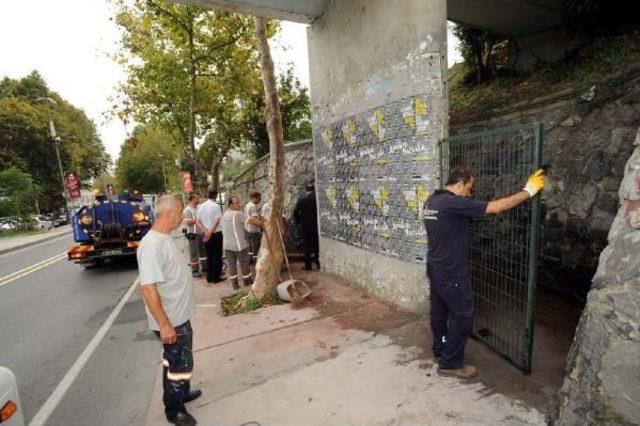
0, 234, 159, 425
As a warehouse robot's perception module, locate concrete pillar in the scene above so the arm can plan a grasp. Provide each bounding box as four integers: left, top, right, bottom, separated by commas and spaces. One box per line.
308, 0, 447, 313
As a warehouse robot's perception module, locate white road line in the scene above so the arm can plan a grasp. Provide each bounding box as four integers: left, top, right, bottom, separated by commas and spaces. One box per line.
29, 277, 140, 426
0, 253, 67, 287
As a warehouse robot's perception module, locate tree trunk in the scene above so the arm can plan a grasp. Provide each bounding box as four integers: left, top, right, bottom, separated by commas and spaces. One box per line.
250, 16, 285, 301
187, 8, 206, 193
210, 160, 221, 191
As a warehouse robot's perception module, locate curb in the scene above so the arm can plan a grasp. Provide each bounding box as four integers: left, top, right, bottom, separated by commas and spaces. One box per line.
0, 230, 72, 256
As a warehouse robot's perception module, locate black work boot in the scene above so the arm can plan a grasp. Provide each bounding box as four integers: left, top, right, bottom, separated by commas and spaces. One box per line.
184, 389, 202, 403
167, 410, 197, 425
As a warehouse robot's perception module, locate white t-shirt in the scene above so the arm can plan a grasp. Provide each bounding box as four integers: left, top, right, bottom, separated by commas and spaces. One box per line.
197, 199, 222, 233
137, 230, 196, 331
244, 201, 261, 233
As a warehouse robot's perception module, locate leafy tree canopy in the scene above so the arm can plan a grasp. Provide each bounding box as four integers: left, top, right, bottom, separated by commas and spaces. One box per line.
0, 166, 42, 222
115, 125, 182, 194
0, 71, 109, 212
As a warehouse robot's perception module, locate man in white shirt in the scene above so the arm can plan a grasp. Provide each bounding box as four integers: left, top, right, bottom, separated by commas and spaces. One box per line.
138, 195, 200, 425
197, 189, 224, 283
244, 191, 262, 261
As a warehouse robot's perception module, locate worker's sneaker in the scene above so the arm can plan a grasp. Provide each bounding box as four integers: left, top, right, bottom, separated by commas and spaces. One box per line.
231, 280, 239, 290
437, 364, 477, 379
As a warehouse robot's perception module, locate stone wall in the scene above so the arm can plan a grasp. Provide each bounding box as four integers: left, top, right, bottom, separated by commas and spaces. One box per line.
308, 0, 447, 314
551, 127, 640, 425
451, 65, 640, 300
229, 140, 314, 253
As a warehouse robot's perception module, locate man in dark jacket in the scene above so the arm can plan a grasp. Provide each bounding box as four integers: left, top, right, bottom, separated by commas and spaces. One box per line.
294, 184, 320, 270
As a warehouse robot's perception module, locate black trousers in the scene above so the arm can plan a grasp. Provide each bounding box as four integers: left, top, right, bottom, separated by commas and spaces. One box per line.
303, 229, 319, 268
154, 321, 193, 417
205, 232, 223, 282
427, 266, 474, 369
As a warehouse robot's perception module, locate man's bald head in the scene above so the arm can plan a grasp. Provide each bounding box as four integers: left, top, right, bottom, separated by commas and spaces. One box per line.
153, 194, 184, 231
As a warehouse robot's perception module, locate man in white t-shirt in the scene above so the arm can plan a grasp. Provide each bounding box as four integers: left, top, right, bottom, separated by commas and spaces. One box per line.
244, 191, 262, 261
138, 195, 199, 425
196, 189, 223, 283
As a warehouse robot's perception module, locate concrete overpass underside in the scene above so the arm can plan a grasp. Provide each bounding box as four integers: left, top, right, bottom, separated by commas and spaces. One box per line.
178, 0, 565, 38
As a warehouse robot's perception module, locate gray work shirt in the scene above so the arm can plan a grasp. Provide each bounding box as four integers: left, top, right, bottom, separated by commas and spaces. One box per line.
221, 210, 250, 252
137, 229, 196, 331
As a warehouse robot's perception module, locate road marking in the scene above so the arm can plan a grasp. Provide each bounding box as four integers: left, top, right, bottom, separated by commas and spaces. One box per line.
29, 277, 140, 426
0, 253, 67, 287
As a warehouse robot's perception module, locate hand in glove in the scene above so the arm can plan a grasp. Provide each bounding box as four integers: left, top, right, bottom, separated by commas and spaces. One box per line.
523, 169, 546, 197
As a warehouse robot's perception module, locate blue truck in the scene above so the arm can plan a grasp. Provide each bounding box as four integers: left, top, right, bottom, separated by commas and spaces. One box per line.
68, 191, 154, 266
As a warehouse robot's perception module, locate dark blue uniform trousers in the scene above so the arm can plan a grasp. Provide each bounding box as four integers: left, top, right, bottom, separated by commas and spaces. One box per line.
427, 268, 474, 369
154, 321, 193, 417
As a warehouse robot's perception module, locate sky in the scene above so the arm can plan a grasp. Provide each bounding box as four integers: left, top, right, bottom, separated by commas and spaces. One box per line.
0, 1, 462, 162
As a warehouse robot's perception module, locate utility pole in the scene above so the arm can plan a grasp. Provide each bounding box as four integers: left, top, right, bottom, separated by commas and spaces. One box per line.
35, 97, 69, 219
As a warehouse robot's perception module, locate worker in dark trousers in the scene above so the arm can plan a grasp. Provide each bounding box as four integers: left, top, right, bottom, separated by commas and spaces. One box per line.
424, 166, 545, 379
197, 189, 223, 283
294, 184, 320, 270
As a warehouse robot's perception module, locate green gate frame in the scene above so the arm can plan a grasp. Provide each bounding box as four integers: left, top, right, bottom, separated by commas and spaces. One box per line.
439, 123, 543, 373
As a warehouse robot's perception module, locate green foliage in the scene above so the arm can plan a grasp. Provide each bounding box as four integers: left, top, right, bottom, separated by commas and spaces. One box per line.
220, 289, 284, 316
0, 72, 109, 212
115, 126, 182, 194
92, 172, 117, 194
0, 166, 42, 223
449, 29, 640, 119
244, 67, 311, 159
220, 156, 250, 189
111, 0, 264, 188
452, 23, 507, 85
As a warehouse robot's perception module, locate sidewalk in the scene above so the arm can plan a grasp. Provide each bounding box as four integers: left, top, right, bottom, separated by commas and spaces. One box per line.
0, 225, 71, 254
144, 260, 566, 425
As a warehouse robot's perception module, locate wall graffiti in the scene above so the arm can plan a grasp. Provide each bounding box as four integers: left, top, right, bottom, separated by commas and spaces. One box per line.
314, 94, 440, 264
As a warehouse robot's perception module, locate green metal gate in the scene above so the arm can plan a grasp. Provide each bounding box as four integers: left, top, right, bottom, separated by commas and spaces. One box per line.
440, 123, 543, 373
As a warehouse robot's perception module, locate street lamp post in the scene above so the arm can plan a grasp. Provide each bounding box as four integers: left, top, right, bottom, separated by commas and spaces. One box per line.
157, 154, 167, 194
35, 97, 69, 219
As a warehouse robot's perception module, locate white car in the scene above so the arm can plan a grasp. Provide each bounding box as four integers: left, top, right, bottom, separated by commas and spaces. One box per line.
0, 366, 24, 426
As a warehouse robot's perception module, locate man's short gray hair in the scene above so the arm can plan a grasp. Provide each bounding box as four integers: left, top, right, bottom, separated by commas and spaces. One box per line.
154, 194, 182, 216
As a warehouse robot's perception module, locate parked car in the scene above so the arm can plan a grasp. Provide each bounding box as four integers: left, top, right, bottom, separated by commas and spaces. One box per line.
0, 366, 24, 426
33, 215, 53, 231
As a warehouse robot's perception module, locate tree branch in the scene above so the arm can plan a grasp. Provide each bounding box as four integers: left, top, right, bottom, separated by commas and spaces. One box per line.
146, 0, 190, 34
193, 26, 246, 63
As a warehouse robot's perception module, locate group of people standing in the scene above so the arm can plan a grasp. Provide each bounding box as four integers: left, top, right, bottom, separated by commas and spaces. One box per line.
182, 185, 321, 290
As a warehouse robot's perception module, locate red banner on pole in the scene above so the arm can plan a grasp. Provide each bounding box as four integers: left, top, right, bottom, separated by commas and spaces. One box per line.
64, 171, 81, 199
180, 172, 193, 193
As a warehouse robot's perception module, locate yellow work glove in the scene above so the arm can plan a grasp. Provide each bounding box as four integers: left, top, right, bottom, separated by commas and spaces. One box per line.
523, 169, 546, 198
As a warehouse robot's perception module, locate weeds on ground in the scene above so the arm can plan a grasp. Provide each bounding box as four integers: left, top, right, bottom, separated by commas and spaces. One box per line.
449, 29, 640, 120
220, 289, 286, 316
